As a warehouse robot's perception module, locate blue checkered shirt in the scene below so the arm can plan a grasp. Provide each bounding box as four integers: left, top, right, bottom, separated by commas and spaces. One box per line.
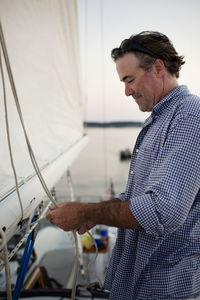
104, 86, 200, 300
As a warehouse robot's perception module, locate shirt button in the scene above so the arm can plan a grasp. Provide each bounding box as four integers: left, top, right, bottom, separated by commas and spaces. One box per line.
131, 170, 134, 174
136, 149, 139, 153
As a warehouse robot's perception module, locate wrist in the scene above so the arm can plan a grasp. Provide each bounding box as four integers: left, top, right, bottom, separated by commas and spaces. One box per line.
84, 202, 100, 224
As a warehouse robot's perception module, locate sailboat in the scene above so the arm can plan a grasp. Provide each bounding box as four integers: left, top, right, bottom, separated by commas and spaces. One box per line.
0, 1, 110, 299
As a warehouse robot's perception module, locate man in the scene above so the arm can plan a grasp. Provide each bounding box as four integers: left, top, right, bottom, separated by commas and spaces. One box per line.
47, 31, 200, 300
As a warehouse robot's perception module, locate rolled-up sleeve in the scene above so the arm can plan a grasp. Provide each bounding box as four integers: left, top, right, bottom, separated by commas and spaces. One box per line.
129, 114, 200, 238
117, 192, 126, 201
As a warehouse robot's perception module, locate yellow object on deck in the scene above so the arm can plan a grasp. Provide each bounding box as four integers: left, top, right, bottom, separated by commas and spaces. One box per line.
80, 232, 93, 249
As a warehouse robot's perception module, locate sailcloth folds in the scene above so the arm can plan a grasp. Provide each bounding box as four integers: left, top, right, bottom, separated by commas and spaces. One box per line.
0, 0, 87, 239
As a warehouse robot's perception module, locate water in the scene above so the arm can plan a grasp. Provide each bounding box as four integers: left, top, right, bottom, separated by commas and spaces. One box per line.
55, 127, 141, 203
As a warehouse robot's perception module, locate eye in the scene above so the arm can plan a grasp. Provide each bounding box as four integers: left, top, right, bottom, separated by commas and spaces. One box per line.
128, 79, 134, 84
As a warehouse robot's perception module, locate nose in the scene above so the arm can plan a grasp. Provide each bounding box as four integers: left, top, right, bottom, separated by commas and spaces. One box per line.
125, 83, 133, 97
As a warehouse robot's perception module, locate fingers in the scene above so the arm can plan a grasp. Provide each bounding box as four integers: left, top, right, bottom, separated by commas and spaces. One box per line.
46, 211, 53, 222
49, 206, 56, 211
77, 223, 95, 235
86, 222, 95, 230
45, 201, 88, 232
78, 225, 87, 235
49, 202, 65, 211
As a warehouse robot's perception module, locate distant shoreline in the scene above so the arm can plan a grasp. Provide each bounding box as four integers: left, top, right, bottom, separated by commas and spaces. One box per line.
84, 121, 143, 128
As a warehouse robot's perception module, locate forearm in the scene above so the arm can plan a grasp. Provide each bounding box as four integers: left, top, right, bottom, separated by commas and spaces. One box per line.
85, 198, 142, 230
46, 198, 142, 231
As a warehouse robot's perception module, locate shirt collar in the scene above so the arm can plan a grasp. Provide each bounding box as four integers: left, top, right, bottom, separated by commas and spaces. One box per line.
143, 85, 189, 128
151, 85, 189, 118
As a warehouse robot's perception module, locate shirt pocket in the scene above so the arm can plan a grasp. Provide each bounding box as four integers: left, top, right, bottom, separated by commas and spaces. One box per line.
134, 145, 158, 183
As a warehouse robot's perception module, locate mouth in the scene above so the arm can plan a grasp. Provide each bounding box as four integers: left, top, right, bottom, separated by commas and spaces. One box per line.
133, 95, 142, 103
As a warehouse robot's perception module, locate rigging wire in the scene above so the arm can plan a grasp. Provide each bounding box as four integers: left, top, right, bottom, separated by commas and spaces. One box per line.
83, 0, 88, 126
99, 0, 108, 193
82, 0, 108, 194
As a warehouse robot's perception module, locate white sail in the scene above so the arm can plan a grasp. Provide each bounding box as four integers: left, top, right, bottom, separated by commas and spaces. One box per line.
0, 0, 87, 240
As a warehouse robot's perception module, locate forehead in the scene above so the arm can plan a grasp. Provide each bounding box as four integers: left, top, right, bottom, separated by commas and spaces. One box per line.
115, 52, 141, 81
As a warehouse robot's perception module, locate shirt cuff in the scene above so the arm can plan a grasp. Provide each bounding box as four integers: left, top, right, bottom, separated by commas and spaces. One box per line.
117, 192, 126, 201
129, 193, 165, 238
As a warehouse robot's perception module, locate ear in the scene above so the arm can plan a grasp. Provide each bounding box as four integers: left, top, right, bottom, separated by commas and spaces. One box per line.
153, 59, 165, 78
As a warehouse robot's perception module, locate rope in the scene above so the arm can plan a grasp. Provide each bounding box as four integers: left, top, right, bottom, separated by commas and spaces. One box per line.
0, 19, 58, 291
0, 32, 24, 220
0, 202, 51, 273
66, 170, 102, 294
86, 231, 103, 288
66, 171, 87, 274
0, 19, 57, 214
0, 19, 82, 300
66, 170, 85, 300
0, 16, 103, 300
13, 216, 37, 300
0, 228, 12, 300
70, 230, 79, 300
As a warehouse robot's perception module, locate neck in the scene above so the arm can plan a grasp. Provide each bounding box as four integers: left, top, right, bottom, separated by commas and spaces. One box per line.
160, 75, 178, 101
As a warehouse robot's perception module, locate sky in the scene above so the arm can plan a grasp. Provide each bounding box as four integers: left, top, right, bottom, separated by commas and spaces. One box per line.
77, 0, 200, 122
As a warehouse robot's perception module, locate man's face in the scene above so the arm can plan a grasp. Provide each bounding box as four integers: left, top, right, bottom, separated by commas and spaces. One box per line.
116, 52, 161, 112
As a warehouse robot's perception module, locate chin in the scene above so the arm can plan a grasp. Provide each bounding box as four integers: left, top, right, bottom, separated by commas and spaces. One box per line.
139, 106, 146, 112
139, 106, 152, 112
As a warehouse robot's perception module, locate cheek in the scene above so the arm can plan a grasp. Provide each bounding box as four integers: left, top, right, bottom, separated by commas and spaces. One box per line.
143, 78, 156, 98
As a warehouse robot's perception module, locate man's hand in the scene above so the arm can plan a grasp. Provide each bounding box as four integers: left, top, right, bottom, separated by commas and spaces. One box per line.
46, 202, 91, 232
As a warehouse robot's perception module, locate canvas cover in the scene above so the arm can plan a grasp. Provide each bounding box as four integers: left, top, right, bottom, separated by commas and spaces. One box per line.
0, 0, 84, 201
